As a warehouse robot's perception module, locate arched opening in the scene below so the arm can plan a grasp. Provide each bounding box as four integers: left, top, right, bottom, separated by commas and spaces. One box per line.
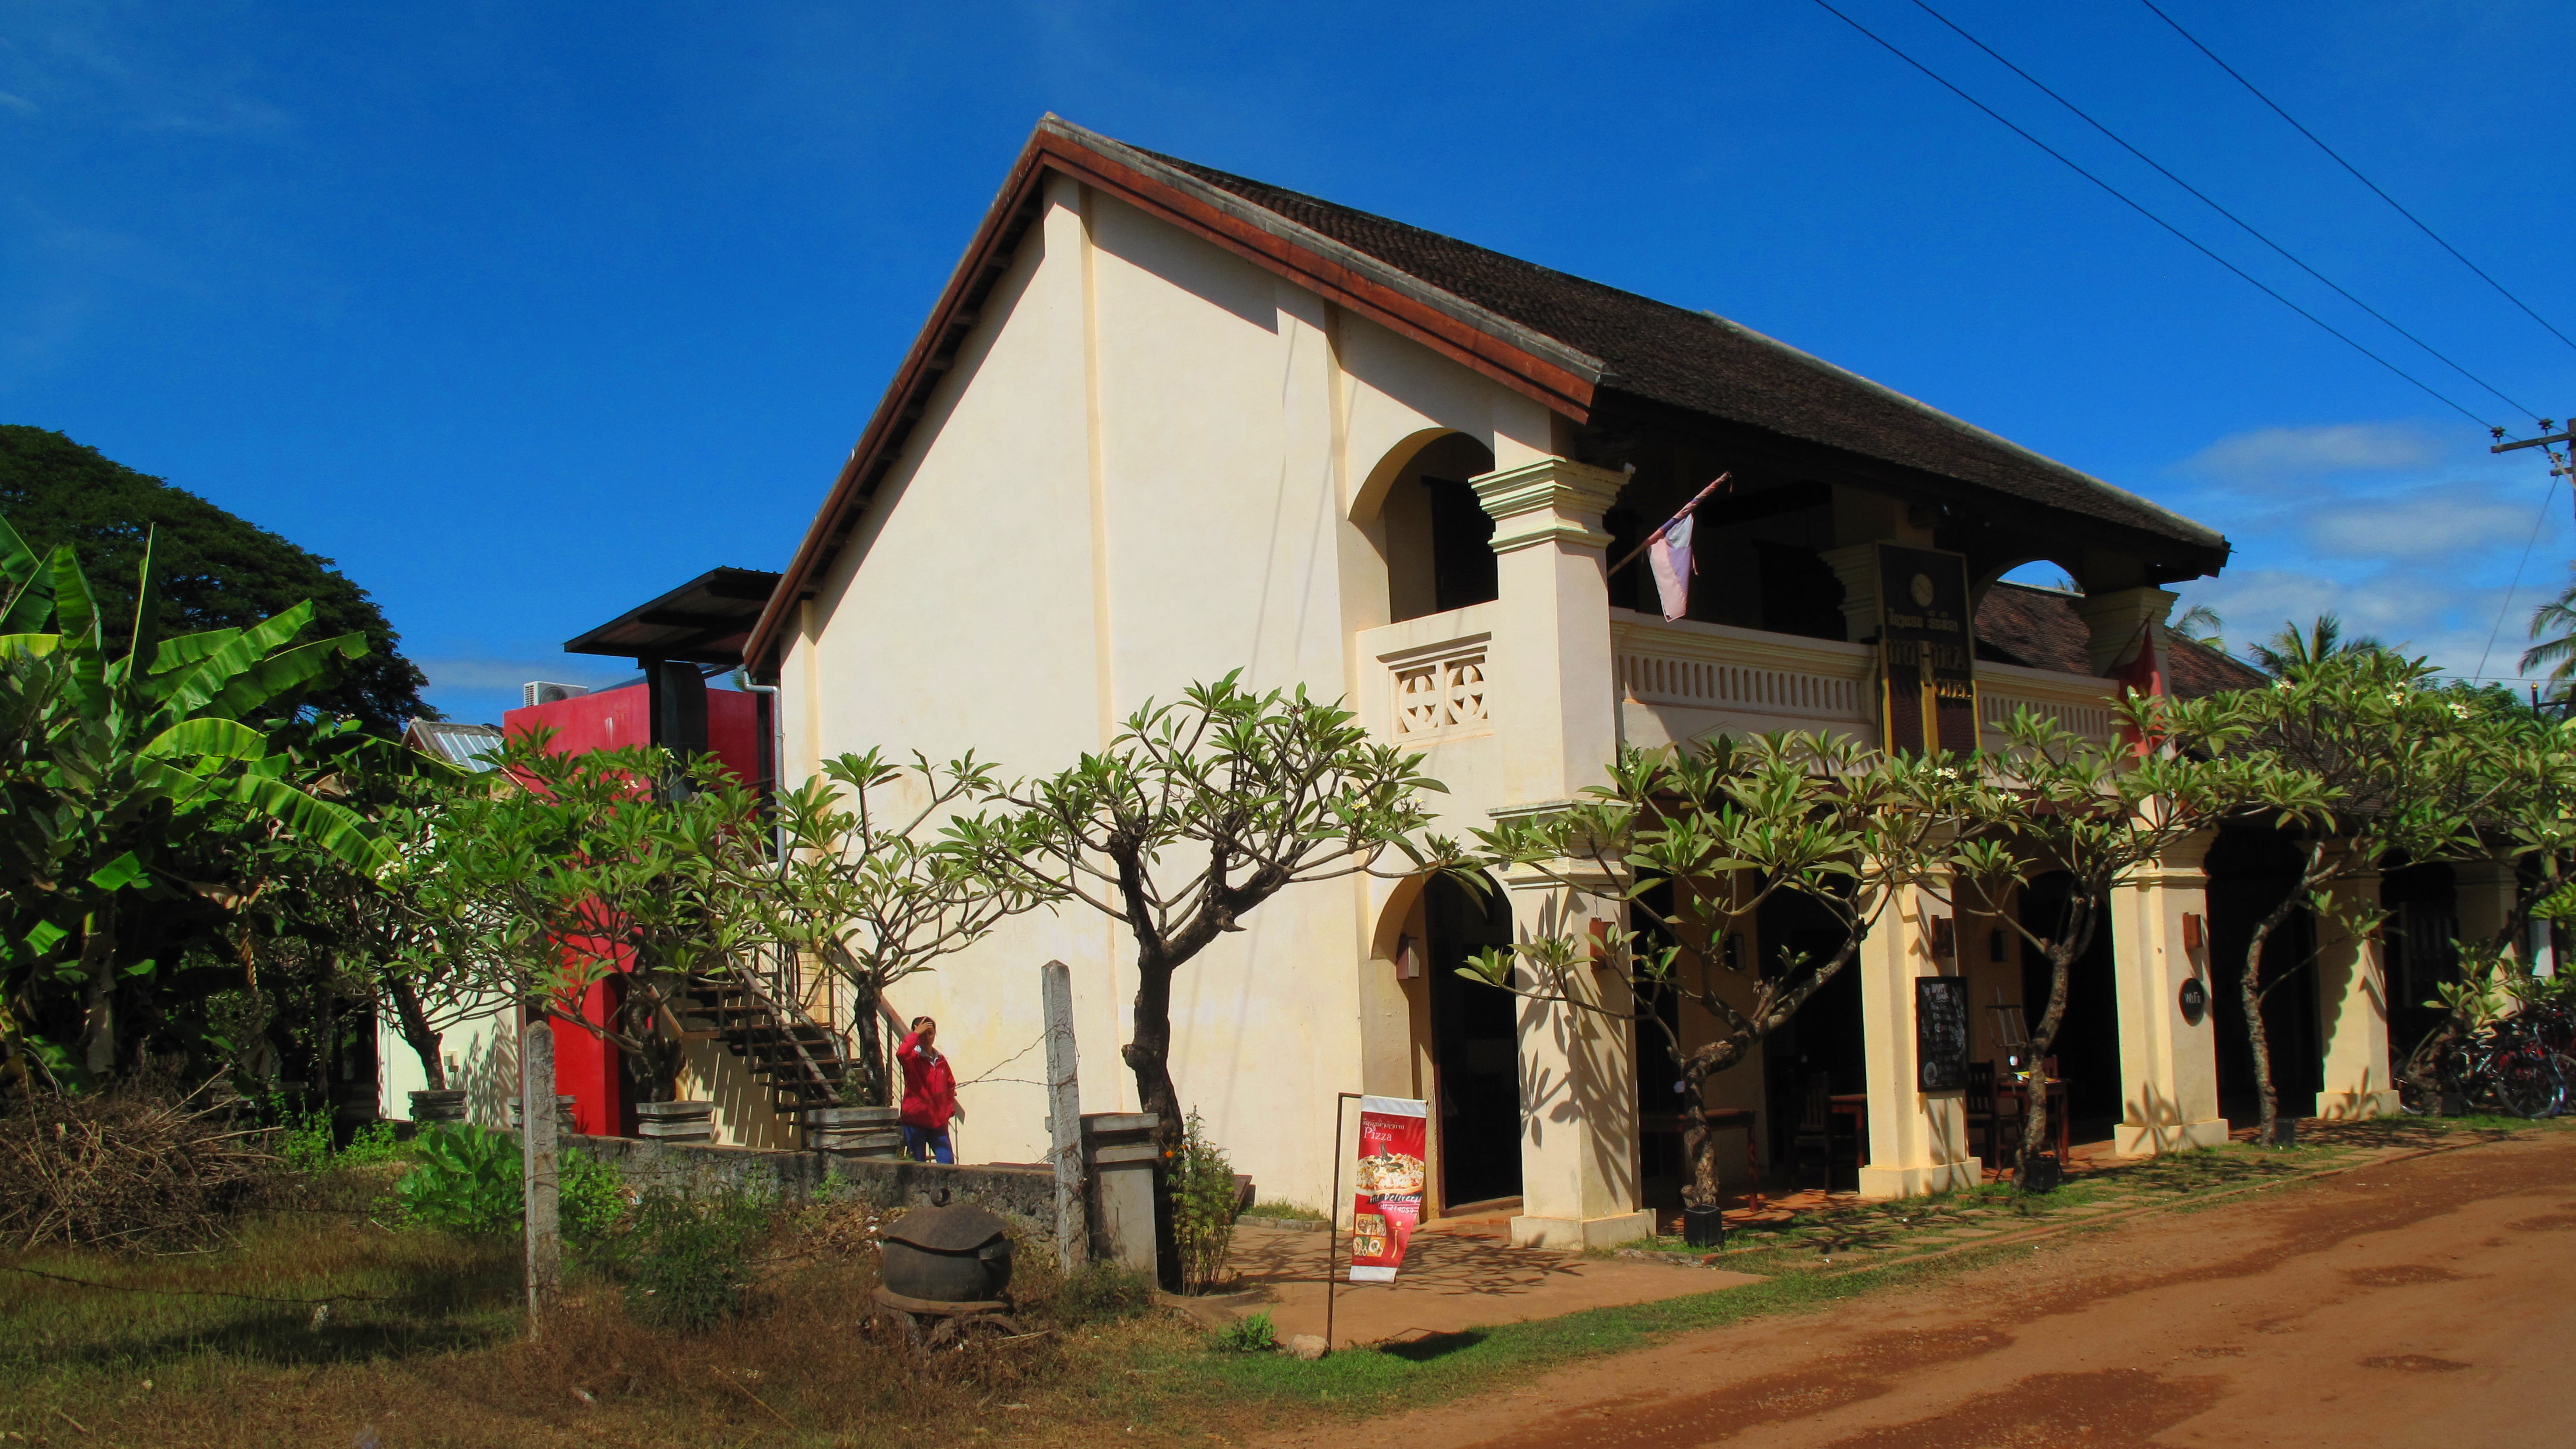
1422, 872, 1520, 1209
2206, 827, 2322, 1124
2020, 873, 2124, 1141
1382, 433, 1500, 623
2382, 860, 2459, 1073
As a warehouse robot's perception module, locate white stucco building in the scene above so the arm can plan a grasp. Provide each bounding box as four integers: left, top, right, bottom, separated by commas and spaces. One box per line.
719, 117, 2424, 1246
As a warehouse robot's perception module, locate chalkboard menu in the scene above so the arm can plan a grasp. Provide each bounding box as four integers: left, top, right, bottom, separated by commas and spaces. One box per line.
1915, 977, 1971, 1093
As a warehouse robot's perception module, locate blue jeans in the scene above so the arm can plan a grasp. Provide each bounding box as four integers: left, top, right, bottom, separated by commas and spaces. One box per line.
902, 1125, 953, 1164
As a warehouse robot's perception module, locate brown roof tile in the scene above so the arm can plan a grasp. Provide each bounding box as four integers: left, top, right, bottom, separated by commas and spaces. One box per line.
1974, 582, 2265, 698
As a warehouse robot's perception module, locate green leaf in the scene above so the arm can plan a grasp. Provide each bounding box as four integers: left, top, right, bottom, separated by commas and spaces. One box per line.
24, 920, 66, 955
86, 852, 148, 891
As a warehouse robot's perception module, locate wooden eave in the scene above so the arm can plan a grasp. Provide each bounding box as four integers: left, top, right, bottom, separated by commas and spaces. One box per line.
743, 117, 1606, 677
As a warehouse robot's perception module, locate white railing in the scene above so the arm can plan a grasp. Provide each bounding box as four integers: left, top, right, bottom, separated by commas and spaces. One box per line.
1977, 660, 2116, 741
1611, 612, 1873, 725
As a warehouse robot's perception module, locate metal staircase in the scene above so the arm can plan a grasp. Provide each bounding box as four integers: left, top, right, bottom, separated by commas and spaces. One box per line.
677, 967, 858, 1122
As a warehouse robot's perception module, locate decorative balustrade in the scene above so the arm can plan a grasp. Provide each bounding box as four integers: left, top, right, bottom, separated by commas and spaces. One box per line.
1611, 612, 1872, 725
1392, 647, 1488, 738
1360, 603, 1499, 746
1976, 661, 2116, 741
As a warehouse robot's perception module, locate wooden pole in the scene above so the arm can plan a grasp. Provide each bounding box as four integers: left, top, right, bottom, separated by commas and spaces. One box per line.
521, 1004, 561, 1329
1322, 1091, 1361, 1356
1041, 961, 1086, 1277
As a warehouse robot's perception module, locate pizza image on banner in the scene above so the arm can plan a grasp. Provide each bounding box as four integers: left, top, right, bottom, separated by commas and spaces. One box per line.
1348, 1096, 1428, 1283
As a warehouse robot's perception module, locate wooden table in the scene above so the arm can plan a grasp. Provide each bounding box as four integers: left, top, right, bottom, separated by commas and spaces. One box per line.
1643, 1107, 1765, 1209
1829, 1093, 1870, 1167
1996, 1079, 2071, 1160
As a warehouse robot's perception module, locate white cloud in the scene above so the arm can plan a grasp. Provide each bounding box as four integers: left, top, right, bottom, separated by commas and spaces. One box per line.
2176, 422, 2440, 488
416, 656, 639, 693
2302, 491, 2532, 559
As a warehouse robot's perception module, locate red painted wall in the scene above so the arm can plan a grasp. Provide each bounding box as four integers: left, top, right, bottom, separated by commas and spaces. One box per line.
498, 680, 767, 1136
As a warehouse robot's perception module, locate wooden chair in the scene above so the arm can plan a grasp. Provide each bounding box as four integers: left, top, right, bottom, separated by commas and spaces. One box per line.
1792, 1073, 1835, 1192
1963, 1061, 2023, 1169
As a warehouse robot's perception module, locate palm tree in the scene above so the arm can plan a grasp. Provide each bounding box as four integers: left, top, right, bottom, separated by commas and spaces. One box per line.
2172, 603, 2225, 650
2246, 614, 2386, 677
2520, 569, 2576, 699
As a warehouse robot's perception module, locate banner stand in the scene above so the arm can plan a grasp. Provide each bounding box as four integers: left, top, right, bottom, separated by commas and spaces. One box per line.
1322, 1091, 1361, 1356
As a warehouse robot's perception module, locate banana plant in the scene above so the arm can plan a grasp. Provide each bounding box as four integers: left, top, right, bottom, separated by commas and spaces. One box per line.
0, 515, 393, 1084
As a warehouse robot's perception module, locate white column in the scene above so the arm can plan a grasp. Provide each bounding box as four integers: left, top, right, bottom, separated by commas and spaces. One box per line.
2070, 587, 2178, 676
1469, 457, 1650, 1249
1857, 885, 1978, 1198
2110, 833, 2229, 1153
2315, 866, 2395, 1119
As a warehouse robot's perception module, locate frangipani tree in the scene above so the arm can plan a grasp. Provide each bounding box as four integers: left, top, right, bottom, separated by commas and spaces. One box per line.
1942, 699, 2263, 1184
951, 673, 1464, 1150
1460, 733, 1964, 1219
0, 518, 391, 1084
2165, 647, 2497, 1144
760, 748, 1058, 1104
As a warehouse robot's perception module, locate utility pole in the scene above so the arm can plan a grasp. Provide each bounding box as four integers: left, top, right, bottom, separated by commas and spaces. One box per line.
2493, 418, 2575, 490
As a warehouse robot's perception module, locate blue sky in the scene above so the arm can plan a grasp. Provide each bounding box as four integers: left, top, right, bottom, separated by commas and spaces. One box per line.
4, 0, 2571, 723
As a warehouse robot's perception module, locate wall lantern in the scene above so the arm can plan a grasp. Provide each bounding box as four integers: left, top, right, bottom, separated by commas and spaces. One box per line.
1394, 934, 1419, 981
2180, 912, 2206, 951
1928, 915, 1957, 960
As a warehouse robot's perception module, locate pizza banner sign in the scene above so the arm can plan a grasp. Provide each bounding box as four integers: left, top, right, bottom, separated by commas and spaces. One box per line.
1347, 1095, 1427, 1283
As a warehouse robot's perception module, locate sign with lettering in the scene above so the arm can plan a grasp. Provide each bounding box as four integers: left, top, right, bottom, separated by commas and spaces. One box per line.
1874, 545, 1979, 755
1347, 1096, 1427, 1282
1915, 976, 1971, 1093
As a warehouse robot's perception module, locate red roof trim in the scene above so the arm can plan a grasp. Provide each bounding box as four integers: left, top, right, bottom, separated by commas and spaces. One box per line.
745, 122, 1599, 676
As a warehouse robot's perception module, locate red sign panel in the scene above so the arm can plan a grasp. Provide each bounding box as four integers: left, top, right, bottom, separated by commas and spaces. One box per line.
1348, 1096, 1428, 1282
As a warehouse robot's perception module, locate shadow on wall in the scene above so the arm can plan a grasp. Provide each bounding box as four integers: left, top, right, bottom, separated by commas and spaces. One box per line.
460, 1019, 520, 1129
680, 1035, 800, 1150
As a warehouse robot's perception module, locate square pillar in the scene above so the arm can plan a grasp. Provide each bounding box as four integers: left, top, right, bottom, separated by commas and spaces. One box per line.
1857, 886, 1978, 1198
2315, 867, 2395, 1119
1502, 872, 1653, 1249
2110, 833, 2229, 1154
1470, 459, 1625, 810
2070, 587, 2177, 677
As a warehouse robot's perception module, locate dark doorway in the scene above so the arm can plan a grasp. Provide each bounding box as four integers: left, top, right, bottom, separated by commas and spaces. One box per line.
1420, 477, 1499, 614
2206, 827, 2322, 1124
2020, 873, 2124, 1139
1759, 889, 1866, 1173
1424, 874, 1520, 1209
2382, 860, 2459, 1078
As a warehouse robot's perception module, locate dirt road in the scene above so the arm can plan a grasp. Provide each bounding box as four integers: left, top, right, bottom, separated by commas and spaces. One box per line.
1268, 1129, 2576, 1448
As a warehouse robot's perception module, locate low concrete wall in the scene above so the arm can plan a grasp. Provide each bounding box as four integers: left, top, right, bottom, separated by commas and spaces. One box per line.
566, 1134, 1058, 1244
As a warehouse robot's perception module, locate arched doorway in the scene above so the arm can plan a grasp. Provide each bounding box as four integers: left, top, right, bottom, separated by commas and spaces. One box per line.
2206, 827, 2322, 1124
1759, 887, 1866, 1177
1422, 873, 1520, 1209
2020, 873, 2123, 1140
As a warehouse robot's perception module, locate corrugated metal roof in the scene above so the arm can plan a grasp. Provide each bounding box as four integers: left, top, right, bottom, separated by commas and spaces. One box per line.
403, 719, 506, 771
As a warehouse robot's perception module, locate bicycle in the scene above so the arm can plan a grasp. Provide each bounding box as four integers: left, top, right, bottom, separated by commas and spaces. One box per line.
2397, 1016, 2566, 1119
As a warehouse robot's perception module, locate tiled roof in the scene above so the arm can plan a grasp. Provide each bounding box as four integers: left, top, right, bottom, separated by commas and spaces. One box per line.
1974, 582, 2265, 698
1138, 146, 2225, 559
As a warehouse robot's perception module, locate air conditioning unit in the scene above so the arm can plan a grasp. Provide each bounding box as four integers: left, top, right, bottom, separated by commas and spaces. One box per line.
522, 681, 592, 708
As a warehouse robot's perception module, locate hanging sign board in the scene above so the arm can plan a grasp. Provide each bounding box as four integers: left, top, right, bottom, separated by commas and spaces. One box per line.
1874, 545, 1979, 755
1915, 977, 1971, 1093
1346, 1096, 1428, 1283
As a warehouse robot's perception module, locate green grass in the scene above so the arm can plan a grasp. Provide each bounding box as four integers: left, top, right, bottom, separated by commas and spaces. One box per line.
1238, 1200, 1327, 1223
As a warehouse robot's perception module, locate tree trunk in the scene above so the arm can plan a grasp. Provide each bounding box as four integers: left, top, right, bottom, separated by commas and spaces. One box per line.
2017, 944, 2075, 1192
1122, 955, 1182, 1150
2239, 895, 2301, 1147
76, 905, 117, 1079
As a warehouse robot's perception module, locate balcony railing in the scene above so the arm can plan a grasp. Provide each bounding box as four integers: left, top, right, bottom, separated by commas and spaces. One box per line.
1361, 603, 1498, 746
1612, 612, 1873, 727
1976, 660, 2117, 741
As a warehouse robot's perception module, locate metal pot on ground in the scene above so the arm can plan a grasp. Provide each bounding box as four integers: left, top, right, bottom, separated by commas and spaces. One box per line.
878, 1203, 1014, 1304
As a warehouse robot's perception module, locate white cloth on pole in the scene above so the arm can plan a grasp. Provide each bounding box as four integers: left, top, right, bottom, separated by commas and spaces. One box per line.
1648, 514, 1694, 621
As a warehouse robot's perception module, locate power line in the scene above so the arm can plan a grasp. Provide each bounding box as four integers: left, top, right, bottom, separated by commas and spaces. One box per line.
1807, 0, 2497, 429
1912, 0, 2542, 426
2472, 466, 2561, 682
2139, 0, 2576, 358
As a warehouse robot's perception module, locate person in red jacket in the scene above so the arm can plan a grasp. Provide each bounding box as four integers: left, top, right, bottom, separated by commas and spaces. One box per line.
892, 1014, 957, 1164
